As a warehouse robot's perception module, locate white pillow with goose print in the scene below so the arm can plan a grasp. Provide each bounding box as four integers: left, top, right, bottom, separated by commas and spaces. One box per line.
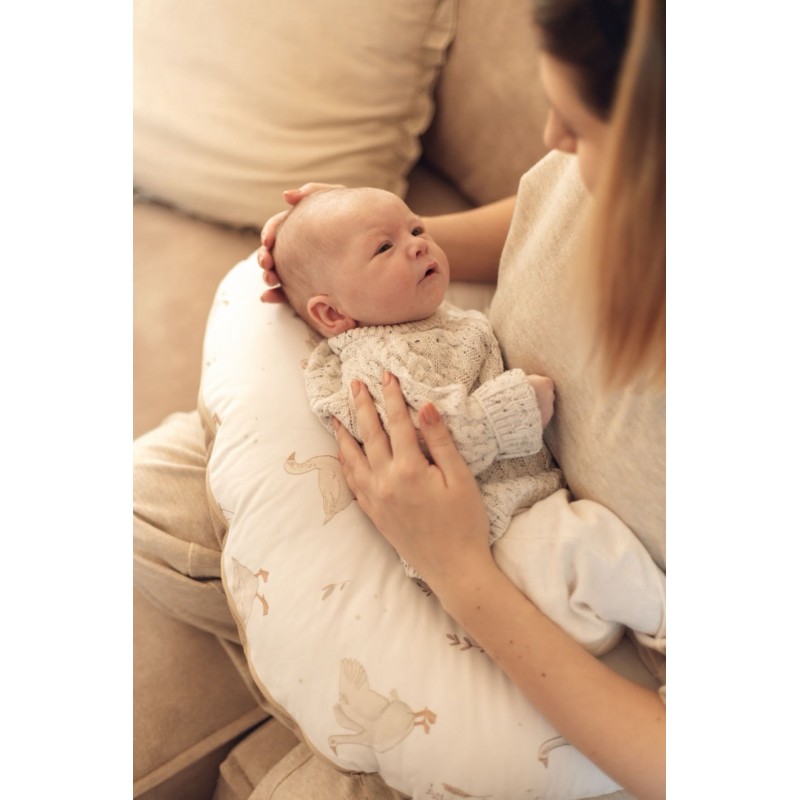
201, 255, 658, 799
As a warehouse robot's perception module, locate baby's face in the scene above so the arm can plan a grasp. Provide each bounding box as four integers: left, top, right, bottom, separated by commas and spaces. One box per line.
324, 190, 449, 327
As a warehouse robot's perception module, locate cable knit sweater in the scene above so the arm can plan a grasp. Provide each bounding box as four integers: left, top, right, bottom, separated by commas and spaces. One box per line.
305, 303, 564, 559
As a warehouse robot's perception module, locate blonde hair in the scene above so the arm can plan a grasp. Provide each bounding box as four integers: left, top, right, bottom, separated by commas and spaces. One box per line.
584, 0, 665, 389
533, 0, 665, 389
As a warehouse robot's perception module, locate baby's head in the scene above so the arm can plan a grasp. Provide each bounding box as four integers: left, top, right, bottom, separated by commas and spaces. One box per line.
273, 187, 449, 337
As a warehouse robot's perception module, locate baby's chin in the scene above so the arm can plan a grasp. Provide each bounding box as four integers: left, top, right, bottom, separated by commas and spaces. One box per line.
425, 276, 449, 310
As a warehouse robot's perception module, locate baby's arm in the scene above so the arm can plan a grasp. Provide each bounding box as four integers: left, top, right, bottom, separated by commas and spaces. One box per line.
304, 339, 555, 477
397, 367, 551, 476
304, 342, 355, 438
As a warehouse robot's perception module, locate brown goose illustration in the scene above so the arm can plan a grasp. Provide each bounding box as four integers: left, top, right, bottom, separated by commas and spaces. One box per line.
227, 556, 270, 625
329, 658, 437, 755
284, 451, 354, 523
537, 734, 569, 766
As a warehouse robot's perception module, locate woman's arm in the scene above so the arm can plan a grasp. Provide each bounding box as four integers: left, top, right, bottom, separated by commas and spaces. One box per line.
441, 557, 666, 800
423, 195, 517, 283
335, 375, 666, 800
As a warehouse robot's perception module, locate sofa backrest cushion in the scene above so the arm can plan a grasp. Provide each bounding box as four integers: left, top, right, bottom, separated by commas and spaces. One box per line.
422, 0, 552, 205
133, 0, 456, 228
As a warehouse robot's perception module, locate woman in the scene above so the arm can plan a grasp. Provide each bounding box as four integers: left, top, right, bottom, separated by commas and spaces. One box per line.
258, 0, 666, 797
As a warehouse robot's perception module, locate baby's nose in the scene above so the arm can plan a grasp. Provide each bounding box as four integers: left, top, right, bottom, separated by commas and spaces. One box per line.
410, 236, 428, 257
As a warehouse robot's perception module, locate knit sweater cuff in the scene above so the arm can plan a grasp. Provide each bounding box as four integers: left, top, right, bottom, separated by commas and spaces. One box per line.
473, 368, 543, 458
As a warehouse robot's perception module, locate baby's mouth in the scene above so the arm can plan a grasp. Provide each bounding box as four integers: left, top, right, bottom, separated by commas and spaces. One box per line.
420, 262, 438, 282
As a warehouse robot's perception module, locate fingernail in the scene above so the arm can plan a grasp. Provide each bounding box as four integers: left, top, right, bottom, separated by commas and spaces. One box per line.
421, 404, 440, 425
351, 380, 361, 397
382, 371, 392, 387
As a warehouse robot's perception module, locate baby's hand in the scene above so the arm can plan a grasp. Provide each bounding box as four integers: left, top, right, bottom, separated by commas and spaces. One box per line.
527, 375, 555, 428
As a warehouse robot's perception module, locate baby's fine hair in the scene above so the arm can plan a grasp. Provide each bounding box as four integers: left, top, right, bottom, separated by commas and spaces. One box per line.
272, 187, 370, 326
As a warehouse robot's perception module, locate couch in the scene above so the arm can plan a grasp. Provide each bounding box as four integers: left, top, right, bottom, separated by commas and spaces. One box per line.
133, 2, 631, 798
133, 0, 550, 440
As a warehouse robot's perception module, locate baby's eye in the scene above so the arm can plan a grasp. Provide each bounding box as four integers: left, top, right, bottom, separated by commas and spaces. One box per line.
375, 242, 392, 255
411, 226, 424, 236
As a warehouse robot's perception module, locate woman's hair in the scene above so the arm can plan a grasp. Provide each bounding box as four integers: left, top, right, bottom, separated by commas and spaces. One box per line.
534, 0, 665, 388
533, 0, 633, 118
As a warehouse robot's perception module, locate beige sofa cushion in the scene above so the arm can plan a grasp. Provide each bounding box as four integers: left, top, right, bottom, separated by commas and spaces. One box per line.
133, 589, 269, 800
216, 722, 403, 800
133, 0, 456, 229
214, 719, 302, 800
422, 0, 551, 205
133, 200, 261, 437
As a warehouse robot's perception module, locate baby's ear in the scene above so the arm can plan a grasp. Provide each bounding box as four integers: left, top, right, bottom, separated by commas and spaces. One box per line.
307, 295, 357, 337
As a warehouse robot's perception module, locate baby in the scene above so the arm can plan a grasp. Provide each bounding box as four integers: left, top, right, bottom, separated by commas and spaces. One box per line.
273, 187, 565, 553
269, 186, 666, 656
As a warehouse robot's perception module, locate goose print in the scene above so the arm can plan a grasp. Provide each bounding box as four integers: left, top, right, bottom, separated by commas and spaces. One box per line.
227, 556, 270, 625
329, 658, 437, 755
537, 734, 570, 766
284, 451, 354, 523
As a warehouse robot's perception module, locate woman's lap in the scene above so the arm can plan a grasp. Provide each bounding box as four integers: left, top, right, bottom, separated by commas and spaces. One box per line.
133, 409, 239, 643
132, 411, 405, 799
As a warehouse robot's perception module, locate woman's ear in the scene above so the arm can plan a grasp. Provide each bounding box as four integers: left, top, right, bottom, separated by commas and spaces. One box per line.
307, 295, 357, 336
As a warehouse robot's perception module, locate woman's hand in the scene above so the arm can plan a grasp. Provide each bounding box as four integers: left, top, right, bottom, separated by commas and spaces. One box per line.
335, 372, 494, 589
336, 374, 666, 800
257, 182, 345, 302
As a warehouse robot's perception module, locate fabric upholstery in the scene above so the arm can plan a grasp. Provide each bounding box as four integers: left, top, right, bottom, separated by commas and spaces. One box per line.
133, 201, 261, 437
214, 720, 301, 800
133, 588, 269, 800
422, 0, 551, 205
133, 0, 456, 228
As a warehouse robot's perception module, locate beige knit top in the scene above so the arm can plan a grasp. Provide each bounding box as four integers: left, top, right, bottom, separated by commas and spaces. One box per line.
304, 302, 564, 544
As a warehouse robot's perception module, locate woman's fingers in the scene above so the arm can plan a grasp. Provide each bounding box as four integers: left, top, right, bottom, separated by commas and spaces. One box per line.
258, 185, 346, 274
260, 184, 344, 250
257, 209, 290, 287
345, 373, 436, 470
334, 417, 364, 477
260, 285, 288, 304
289, 182, 346, 200
381, 373, 428, 459
256, 251, 281, 286
418, 401, 474, 484
349, 380, 392, 466
333, 417, 360, 463
259, 209, 289, 249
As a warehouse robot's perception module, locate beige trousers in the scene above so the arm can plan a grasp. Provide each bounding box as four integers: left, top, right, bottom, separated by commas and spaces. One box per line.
133, 411, 402, 800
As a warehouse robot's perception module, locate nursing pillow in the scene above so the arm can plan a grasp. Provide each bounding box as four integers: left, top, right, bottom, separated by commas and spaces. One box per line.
201, 255, 657, 799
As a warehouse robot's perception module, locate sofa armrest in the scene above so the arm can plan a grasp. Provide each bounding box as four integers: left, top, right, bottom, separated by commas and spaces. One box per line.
133, 589, 269, 800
